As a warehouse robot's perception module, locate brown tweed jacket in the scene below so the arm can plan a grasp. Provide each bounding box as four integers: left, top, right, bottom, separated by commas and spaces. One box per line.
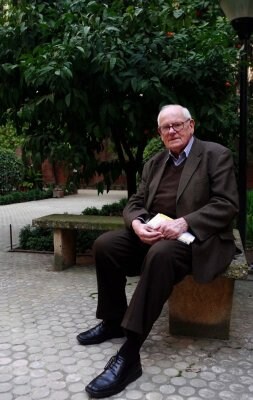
123, 138, 239, 283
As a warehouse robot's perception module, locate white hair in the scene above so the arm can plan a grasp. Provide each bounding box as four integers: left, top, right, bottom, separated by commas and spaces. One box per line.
157, 105, 192, 126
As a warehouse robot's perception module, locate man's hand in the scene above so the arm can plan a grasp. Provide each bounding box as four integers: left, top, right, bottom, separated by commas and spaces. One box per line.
153, 217, 188, 239
132, 219, 164, 245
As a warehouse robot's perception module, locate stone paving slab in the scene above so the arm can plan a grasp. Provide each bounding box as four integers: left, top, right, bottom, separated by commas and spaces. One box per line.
1, 250, 253, 400
1, 190, 253, 399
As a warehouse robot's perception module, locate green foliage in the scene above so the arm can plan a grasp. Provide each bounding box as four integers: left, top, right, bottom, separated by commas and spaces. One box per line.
19, 224, 103, 253
0, 188, 52, 205
0, 0, 240, 196
248, 190, 253, 216
19, 225, 53, 251
20, 161, 44, 190
0, 149, 24, 194
79, 197, 127, 249
81, 207, 100, 216
64, 181, 77, 195
77, 230, 104, 253
0, 122, 24, 151
82, 198, 127, 216
248, 102, 253, 163
100, 198, 128, 215
143, 137, 164, 164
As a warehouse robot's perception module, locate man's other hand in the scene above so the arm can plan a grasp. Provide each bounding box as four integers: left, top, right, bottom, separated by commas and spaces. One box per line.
132, 219, 164, 245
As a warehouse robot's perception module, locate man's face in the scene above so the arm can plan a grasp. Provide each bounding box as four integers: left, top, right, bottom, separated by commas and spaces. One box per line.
158, 107, 195, 155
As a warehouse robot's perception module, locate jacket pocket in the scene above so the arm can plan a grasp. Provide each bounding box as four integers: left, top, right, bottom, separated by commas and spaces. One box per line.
219, 231, 235, 241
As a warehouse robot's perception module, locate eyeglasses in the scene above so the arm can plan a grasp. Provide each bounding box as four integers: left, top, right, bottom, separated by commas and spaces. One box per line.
158, 118, 190, 134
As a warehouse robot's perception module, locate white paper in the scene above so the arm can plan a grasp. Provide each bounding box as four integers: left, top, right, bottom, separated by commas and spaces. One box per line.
147, 213, 195, 245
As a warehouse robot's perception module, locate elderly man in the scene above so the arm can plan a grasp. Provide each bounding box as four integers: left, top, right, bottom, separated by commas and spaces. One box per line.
77, 104, 239, 398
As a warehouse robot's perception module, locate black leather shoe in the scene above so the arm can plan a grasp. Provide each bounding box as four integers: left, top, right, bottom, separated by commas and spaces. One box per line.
76, 321, 125, 345
85, 353, 142, 398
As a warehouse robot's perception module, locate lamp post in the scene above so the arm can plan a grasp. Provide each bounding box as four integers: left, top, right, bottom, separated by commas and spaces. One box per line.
219, 1, 253, 248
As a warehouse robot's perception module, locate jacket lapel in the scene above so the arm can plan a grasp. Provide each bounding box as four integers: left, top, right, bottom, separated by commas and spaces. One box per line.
176, 138, 202, 202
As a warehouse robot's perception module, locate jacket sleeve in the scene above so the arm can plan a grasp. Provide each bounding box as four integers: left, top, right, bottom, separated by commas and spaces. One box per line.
123, 158, 154, 228
183, 147, 239, 242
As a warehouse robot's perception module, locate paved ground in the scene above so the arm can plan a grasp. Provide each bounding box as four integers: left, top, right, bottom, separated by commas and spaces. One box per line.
1, 190, 253, 400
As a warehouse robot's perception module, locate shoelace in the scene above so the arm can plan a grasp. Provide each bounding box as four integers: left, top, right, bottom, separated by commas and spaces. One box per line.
104, 354, 121, 375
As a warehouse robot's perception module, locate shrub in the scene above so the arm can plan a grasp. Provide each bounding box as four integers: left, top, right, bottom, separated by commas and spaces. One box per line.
100, 198, 128, 216
77, 230, 105, 253
19, 225, 106, 253
19, 225, 54, 251
0, 188, 53, 205
81, 207, 100, 215
0, 149, 24, 194
82, 198, 127, 216
143, 137, 164, 164
0, 122, 23, 151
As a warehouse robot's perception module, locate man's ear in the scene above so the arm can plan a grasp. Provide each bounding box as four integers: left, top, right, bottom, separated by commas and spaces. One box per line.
190, 119, 195, 128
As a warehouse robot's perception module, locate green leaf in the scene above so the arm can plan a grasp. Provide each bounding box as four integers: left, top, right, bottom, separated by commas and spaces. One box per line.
65, 93, 71, 107
173, 9, 185, 19
105, 26, 120, 33
131, 77, 138, 92
76, 46, 85, 54
109, 57, 117, 71
2, 64, 18, 73
62, 66, 73, 79
82, 26, 91, 36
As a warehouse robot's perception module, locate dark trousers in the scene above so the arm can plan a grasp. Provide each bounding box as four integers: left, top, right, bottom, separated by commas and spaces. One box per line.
93, 228, 192, 338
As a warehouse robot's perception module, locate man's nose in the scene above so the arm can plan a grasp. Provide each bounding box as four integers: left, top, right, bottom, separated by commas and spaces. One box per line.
168, 126, 177, 133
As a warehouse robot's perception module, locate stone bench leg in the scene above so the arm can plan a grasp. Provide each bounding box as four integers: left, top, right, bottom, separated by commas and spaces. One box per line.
53, 229, 77, 271
168, 275, 235, 340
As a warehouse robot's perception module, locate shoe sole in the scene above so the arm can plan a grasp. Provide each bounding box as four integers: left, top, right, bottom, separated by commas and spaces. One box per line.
76, 332, 125, 346
85, 365, 142, 398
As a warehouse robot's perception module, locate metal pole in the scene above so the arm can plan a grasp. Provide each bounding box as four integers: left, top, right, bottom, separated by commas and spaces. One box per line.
9, 224, 13, 251
238, 38, 249, 248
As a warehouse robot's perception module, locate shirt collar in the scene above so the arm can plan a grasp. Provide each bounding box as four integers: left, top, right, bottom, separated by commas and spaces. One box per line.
183, 135, 194, 157
167, 136, 194, 166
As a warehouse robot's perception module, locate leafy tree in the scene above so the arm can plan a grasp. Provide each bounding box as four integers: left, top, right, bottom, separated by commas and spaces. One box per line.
0, 148, 24, 194
0, 0, 239, 197
0, 122, 24, 151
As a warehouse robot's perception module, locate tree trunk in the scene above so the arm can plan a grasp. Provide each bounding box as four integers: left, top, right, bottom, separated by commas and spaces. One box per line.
125, 162, 137, 198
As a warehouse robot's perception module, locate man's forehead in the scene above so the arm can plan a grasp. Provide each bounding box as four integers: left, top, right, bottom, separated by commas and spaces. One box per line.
160, 109, 184, 119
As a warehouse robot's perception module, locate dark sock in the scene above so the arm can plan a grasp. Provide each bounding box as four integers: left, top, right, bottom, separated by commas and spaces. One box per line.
104, 319, 122, 330
118, 330, 144, 363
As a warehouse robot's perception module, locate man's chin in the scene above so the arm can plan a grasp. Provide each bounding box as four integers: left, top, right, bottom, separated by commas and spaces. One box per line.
169, 146, 182, 155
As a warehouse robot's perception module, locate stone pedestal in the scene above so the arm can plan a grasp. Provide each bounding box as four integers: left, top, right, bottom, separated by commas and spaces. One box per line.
53, 188, 64, 198
53, 229, 76, 271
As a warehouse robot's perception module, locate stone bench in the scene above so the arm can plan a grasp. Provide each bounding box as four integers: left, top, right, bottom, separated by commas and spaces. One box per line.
32, 214, 124, 271
32, 214, 248, 340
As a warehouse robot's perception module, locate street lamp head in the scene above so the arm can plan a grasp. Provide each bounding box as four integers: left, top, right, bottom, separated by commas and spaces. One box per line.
220, 0, 253, 39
